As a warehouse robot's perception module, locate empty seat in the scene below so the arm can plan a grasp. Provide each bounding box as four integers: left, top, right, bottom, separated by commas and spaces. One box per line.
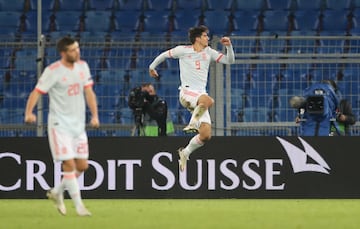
204, 0, 231, 11
88, 0, 113, 10
0, 12, 21, 33
42, 11, 58, 33
325, 0, 351, 10
318, 11, 352, 32
54, 11, 83, 31
14, 48, 38, 71
293, 0, 325, 11
293, 10, 320, 32
227, 0, 268, 12
348, 0, 360, 9
202, 10, 232, 34
262, 10, 290, 31
232, 11, 259, 33
147, 0, 170, 10
0, 0, 29, 11
50, 0, 85, 11
350, 8, 360, 30
142, 11, 172, 33
167, 0, 201, 10
114, 11, 141, 32
268, 0, 293, 10
121, 0, 143, 10
108, 0, 124, 10
84, 11, 112, 32
172, 10, 201, 32
17, 12, 35, 33
139, 0, 153, 10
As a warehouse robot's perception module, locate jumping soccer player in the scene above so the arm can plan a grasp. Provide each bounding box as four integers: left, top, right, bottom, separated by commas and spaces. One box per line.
149, 25, 235, 171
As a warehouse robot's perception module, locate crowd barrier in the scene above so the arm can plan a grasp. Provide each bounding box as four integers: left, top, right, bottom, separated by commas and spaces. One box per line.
1, 136, 359, 198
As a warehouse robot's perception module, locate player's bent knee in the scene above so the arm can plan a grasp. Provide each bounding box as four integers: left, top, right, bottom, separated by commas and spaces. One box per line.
199, 133, 211, 142
76, 160, 89, 172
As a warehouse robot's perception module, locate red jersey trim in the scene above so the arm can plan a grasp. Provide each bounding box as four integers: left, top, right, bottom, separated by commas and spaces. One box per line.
35, 87, 47, 94
84, 82, 94, 88
48, 61, 61, 70
216, 54, 224, 63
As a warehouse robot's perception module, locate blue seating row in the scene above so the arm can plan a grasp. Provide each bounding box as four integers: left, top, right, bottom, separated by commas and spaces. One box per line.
2, 0, 357, 13
2, 0, 360, 37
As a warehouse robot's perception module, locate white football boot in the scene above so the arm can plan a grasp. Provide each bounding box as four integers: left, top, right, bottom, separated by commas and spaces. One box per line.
46, 189, 66, 216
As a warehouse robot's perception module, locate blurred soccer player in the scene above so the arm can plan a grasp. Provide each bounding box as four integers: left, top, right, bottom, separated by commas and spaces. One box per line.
25, 37, 99, 216
149, 25, 235, 171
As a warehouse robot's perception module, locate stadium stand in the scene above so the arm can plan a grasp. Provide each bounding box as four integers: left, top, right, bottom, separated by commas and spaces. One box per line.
293, 0, 326, 11
227, 0, 269, 12
0, 0, 359, 136
88, 0, 113, 10
84, 10, 113, 32
325, 0, 352, 10
48, 0, 85, 11
0, 12, 22, 33
261, 10, 291, 32
0, 0, 32, 11
267, 0, 293, 11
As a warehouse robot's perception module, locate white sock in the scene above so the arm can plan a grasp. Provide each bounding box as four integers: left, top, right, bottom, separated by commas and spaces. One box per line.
75, 169, 83, 178
62, 171, 83, 208
183, 134, 204, 158
53, 178, 65, 195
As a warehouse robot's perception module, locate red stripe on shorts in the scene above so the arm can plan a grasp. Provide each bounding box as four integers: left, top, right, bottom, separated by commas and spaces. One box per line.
183, 89, 199, 97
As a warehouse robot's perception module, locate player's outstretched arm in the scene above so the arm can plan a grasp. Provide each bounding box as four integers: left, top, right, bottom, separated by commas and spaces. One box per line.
220, 37, 232, 46
149, 50, 171, 79
218, 37, 235, 64
149, 69, 159, 78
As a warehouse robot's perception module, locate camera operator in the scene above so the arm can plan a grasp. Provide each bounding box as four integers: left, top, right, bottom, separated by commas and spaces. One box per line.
128, 83, 168, 136
291, 80, 356, 136
326, 80, 356, 136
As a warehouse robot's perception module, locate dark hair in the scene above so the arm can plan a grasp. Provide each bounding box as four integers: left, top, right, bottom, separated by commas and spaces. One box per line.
188, 25, 208, 44
141, 82, 153, 88
56, 36, 77, 53
322, 79, 337, 93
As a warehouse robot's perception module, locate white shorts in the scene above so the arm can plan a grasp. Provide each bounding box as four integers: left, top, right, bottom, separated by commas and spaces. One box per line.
179, 88, 211, 125
48, 128, 89, 162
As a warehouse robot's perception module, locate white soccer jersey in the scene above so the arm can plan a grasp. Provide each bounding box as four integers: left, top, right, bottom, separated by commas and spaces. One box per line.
35, 60, 93, 136
150, 45, 235, 92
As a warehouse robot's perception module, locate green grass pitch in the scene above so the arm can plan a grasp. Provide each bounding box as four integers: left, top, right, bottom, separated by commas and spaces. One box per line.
1, 199, 359, 229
